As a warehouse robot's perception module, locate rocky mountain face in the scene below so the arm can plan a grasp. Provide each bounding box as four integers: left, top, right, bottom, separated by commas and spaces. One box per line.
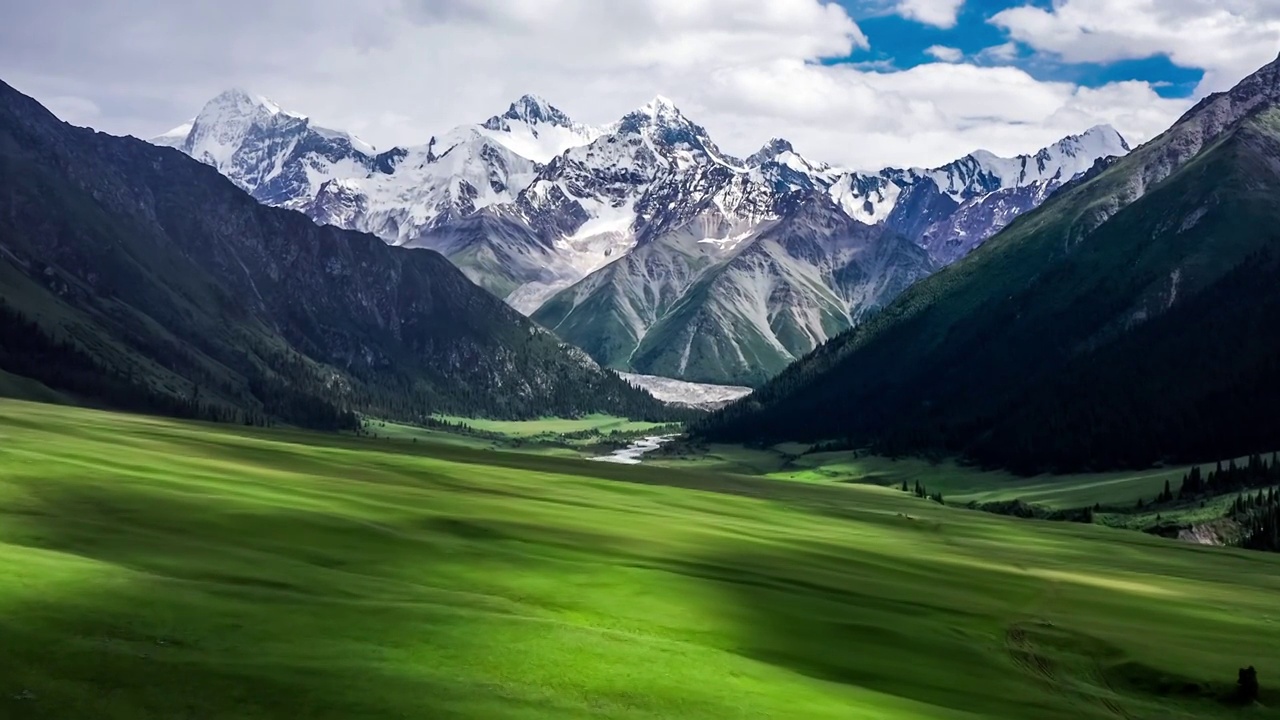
0, 80, 673, 427
696, 53, 1280, 473
154, 91, 1129, 385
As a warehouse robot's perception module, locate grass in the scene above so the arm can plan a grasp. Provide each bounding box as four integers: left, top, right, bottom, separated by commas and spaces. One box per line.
362, 419, 503, 449
654, 444, 1207, 510
366, 420, 585, 457
433, 414, 670, 439
3, 399, 1280, 718
775, 454, 1192, 508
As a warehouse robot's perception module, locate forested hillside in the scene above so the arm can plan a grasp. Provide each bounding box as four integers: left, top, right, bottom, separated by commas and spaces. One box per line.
697, 56, 1280, 474
0, 80, 675, 428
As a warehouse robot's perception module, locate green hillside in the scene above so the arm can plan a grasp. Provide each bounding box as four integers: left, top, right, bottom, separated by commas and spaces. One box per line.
699, 57, 1280, 474
2, 399, 1279, 719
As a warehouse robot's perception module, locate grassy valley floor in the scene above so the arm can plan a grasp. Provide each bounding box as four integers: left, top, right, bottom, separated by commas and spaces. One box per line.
2, 400, 1279, 718
650, 444, 1204, 508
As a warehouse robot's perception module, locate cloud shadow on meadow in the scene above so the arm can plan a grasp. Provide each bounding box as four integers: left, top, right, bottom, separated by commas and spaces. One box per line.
0, 477, 609, 720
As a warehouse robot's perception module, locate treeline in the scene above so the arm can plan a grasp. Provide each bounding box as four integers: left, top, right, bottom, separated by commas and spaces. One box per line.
0, 299, 357, 430
560, 424, 683, 442
899, 480, 945, 505
338, 361, 692, 426
1129, 454, 1280, 511
1235, 489, 1280, 552
969, 499, 1096, 524
698, 247, 1280, 476
1192, 455, 1280, 553
1177, 455, 1280, 500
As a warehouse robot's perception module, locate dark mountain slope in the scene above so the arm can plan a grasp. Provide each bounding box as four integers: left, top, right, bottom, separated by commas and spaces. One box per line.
0, 80, 672, 426
696, 56, 1280, 473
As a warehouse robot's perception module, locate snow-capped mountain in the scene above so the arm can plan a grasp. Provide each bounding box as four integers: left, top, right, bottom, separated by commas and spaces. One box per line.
480, 94, 603, 163
830, 125, 1131, 263
160, 89, 378, 210
152, 92, 1129, 385
154, 90, 599, 245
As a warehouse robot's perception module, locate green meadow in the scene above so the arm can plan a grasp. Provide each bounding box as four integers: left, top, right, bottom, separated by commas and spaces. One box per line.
654, 444, 1201, 509
2, 399, 1279, 719
432, 414, 671, 438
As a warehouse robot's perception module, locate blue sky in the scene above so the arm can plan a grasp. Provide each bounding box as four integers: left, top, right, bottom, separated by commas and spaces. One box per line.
829, 0, 1204, 98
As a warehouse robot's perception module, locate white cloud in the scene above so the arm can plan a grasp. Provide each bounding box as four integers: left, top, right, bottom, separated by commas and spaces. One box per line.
977, 42, 1021, 63
0, 0, 1229, 170
925, 45, 964, 63
700, 59, 1187, 169
895, 0, 965, 29
992, 0, 1280, 94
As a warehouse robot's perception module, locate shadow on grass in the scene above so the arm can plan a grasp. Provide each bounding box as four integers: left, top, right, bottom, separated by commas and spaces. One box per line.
0, 479, 611, 720
670, 545, 1074, 720
677, 543, 1261, 720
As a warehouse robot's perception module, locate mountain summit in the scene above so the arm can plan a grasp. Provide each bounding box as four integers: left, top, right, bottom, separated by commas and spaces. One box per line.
480, 94, 602, 162
152, 91, 1130, 386
485, 93, 573, 128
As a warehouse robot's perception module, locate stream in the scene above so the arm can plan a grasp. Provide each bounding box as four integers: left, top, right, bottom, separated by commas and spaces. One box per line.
589, 435, 678, 465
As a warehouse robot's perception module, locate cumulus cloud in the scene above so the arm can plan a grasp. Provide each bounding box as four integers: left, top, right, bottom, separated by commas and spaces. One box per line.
925, 45, 965, 63
977, 42, 1021, 63
0, 0, 1238, 169
895, 0, 966, 29
992, 0, 1280, 94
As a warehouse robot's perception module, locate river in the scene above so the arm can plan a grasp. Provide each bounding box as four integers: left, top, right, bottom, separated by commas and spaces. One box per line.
589, 435, 678, 465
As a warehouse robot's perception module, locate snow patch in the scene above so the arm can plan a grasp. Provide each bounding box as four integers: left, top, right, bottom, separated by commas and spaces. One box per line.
620, 373, 752, 410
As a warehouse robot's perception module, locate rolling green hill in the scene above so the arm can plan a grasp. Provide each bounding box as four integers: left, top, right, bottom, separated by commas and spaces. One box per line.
698, 54, 1280, 474
0, 80, 674, 427
3, 399, 1279, 719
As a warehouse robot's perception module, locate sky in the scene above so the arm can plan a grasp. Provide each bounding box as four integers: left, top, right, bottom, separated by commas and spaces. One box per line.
2, 0, 1279, 170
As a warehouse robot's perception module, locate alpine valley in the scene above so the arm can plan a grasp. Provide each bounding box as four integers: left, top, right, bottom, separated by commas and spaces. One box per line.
698, 53, 1280, 475
0, 80, 676, 429
153, 91, 1129, 385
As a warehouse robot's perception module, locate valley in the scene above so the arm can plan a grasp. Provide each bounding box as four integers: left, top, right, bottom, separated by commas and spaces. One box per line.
698, 53, 1280, 471
3, 399, 1279, 720
5, 11, 1280, 720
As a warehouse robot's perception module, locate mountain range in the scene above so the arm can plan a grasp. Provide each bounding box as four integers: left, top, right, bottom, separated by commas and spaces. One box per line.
0, 80, 676, 428
152, 91, 1129, 385
697, 53, 1280, 474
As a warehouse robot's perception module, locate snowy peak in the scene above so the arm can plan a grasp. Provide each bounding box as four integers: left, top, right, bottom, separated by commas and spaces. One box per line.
611, 96, 736, 170
922, 125, 1131, 201
151, 120, 193, 149
747, 138, 796, 167
1029, 125, 1130, 179
639, 95, 681, 120
196, 88, 300, 126
178, 88, 381, 172
1051, 124, 1131, 157
485, 94, 574, 129
478, 94, 602, 163
182, 89, 305, 170
619, 95, 695, 133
